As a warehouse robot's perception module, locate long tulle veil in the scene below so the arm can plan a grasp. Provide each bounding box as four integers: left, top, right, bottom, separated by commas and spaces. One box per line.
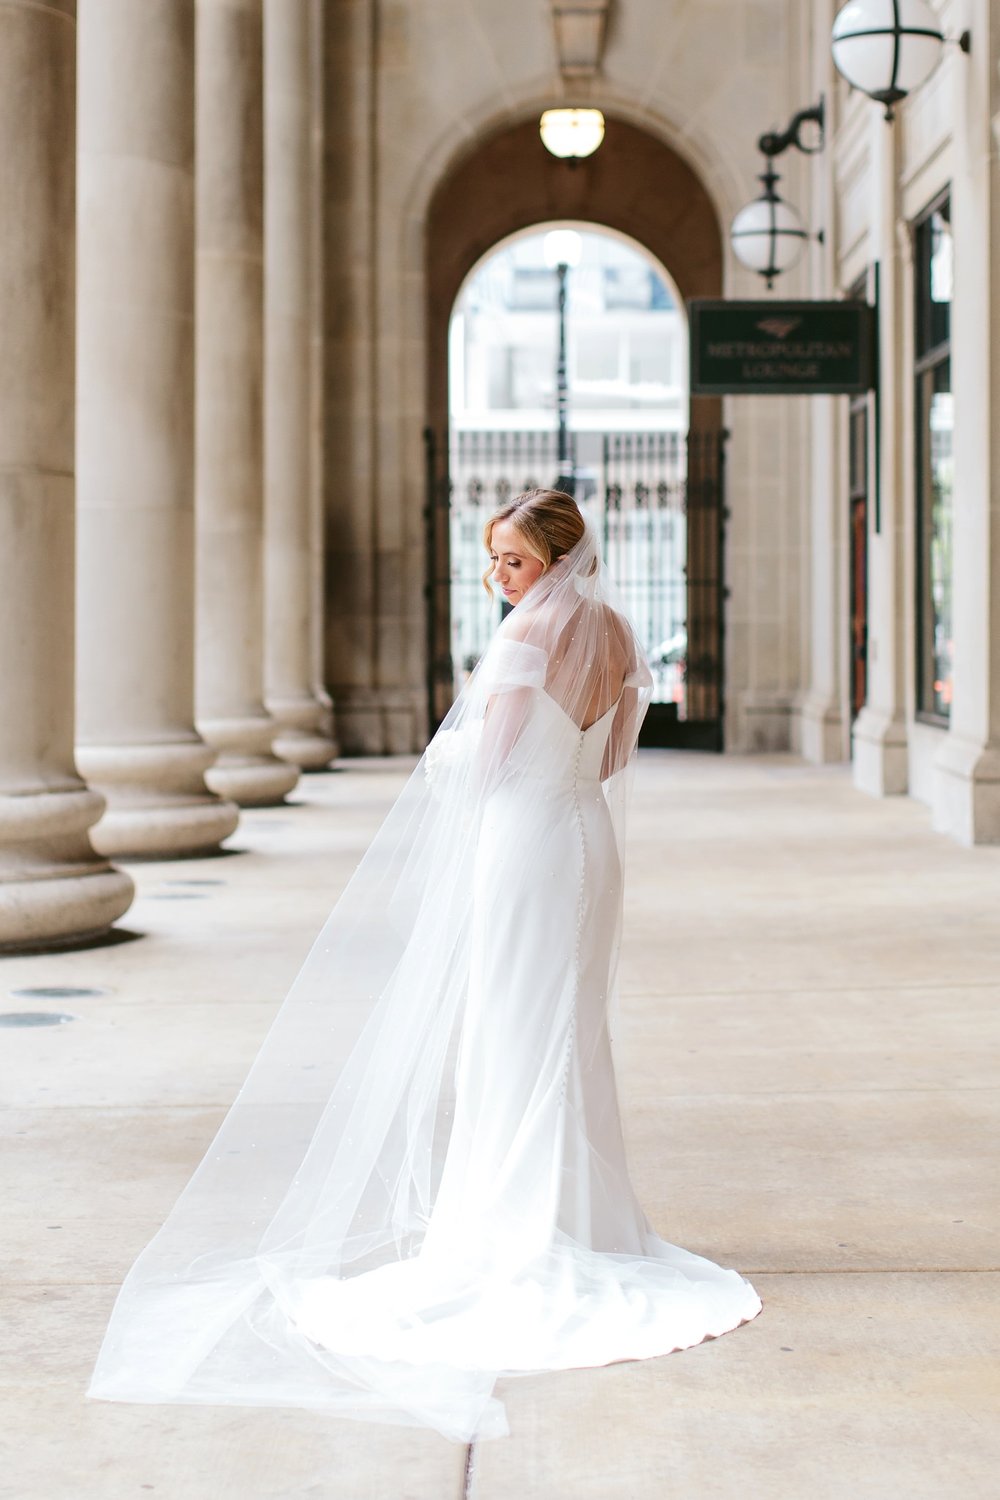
88, 518, 657, 1441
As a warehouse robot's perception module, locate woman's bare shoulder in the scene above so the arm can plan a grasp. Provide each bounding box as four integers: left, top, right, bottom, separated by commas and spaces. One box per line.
501, 608, 535, 643
598, 603, 637, 662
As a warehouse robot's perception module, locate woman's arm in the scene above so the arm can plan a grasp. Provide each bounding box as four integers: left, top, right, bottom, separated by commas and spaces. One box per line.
601, 684, 641, 781
476, 684, 534, 787
470, 624, 548, 794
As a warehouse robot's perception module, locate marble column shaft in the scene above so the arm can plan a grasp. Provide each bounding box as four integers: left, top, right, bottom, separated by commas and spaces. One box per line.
262, 0, 335, 769
195, 0, 299, 806
308, 0, 337, 754
0, 0, 133, 949
932, 0, 1000, 843
75, 0, 240, 858
851, 113, 909, 797
799, 62, 849, 767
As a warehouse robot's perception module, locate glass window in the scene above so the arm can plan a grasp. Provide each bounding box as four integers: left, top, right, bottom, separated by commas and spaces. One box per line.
914, 194, 953, 721
603, 265, 652, 309
575, 330, 619, 382
849, 402, 867, 498
915, 201, 952, 359
916, 364, 953, 717
509, 267, 558, 311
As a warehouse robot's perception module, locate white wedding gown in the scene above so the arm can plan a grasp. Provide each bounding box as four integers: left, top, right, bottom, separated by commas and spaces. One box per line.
88, 532, 761, 1442
285, 686, 761, 1378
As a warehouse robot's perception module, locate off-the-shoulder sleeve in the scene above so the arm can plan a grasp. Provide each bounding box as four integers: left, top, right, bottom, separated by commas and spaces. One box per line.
477, 637, 548, 695
624, 661, 653, 689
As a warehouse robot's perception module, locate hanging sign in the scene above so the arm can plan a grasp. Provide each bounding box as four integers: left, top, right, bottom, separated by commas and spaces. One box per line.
689, 299, 877, 396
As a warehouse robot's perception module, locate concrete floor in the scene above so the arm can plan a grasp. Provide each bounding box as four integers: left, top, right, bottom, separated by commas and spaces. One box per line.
3, 751, 999, 1500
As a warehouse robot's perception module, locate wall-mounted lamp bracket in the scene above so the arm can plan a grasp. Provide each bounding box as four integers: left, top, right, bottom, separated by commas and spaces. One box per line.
757, 97, 825, 160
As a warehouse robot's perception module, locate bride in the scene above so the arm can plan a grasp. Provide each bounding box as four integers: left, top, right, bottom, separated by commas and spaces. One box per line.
88, 489, 761, 1442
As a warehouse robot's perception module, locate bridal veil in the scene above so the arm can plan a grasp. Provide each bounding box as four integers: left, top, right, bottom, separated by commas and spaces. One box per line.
88, 518, 760, 1441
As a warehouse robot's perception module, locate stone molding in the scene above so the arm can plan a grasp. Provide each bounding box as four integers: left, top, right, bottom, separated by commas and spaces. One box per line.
551, 1, 609, 79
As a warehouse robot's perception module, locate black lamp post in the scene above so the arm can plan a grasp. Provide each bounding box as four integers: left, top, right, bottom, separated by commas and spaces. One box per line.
555, 261, 569, 464
543, 229, 582, 469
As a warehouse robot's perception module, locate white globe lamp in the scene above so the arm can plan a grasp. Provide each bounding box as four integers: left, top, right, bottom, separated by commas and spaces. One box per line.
831, 0, 947, 120
730, 167, 809, 288
539, 109, 606, 160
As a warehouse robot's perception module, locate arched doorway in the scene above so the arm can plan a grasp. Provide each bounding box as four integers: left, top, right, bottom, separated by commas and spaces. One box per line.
425, 114, 726, 746
446, 224, 688, 701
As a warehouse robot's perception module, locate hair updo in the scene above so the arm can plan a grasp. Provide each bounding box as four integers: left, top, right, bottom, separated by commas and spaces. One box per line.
482, 488, 589, 595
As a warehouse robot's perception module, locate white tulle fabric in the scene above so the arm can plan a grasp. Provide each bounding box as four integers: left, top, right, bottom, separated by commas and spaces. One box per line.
88, 521, 761, 1442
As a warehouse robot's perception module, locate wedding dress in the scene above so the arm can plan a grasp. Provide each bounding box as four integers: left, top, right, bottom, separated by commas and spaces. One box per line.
88, 523, 761, 1442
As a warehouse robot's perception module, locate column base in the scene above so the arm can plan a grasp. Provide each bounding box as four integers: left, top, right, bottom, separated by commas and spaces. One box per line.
798, 689, 847, 764
204, 756, 300, 806
331, 688, 426, 756
266, 693, 337, 769
0, 782, 135, 952
273, 728, 336, 770
851, 706, 908, 796
313, 684, 337, 753
728, 691, 796, 754
76, 738, 240, 858
932, 734, 1000, 845
198, 713, 300, 807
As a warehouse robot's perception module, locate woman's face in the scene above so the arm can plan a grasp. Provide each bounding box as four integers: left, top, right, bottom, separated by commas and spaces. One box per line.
488, 519, 546, 604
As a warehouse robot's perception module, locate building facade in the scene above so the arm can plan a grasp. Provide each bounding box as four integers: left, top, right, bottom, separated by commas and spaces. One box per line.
0, 0, 996, 953
798, 0, 1000, 847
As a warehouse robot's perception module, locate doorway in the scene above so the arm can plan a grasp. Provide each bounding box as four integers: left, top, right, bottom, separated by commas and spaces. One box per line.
425, 114, 727, 747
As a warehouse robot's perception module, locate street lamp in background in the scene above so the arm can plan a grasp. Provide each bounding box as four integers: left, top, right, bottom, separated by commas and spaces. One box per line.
542, 229, 582, 466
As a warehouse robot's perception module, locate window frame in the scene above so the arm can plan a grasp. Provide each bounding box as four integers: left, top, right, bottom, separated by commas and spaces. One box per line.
847, 272, 871, 725
912, 190, 953, 728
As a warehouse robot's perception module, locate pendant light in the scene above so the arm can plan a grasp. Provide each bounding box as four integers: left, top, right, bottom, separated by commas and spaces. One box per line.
539, 108, 606, 160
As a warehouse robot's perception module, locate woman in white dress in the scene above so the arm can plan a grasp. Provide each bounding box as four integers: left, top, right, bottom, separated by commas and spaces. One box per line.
88, 490, 761, 1442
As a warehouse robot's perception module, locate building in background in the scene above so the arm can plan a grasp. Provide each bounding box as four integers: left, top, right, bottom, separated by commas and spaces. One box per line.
450, 228, 684, 436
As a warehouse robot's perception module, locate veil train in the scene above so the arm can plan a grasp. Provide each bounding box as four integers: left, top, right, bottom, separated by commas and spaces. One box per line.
87, 519, 762, 1442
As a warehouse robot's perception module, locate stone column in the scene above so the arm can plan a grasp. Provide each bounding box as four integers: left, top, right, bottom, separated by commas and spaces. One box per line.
0, 0, 133, 950
322, 0, 380, 753
262, 0, 335, 768
932, 0, 1000, 843
75, 0, 240, 858
308, 0, 337, 754
195, 0, 299, 806
799, 391, 849, 762
799, 51, 849, 765
851, 114, 909, 796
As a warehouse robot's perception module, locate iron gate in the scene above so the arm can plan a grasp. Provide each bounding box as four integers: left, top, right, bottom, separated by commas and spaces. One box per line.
424, 427, 727, 749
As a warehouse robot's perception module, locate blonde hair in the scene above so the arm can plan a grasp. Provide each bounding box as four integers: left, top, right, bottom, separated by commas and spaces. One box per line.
482, 488, 587, 595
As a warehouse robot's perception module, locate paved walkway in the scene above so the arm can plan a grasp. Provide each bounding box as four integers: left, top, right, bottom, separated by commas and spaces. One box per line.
4, 753, 999, 1499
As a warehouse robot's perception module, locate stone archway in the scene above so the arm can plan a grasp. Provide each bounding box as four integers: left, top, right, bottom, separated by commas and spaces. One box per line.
426, 114, 723, 437
425, 113, 726, 734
